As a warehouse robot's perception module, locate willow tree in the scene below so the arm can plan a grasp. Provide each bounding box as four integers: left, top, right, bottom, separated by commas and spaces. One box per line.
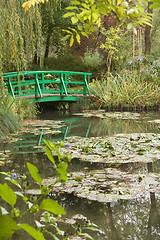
0, 0, 42, 75
40, 0, 69, 59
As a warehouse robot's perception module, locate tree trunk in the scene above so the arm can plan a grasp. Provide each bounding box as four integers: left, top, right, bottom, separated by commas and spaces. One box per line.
144, 2, 153, 55
44, 32, 52, 59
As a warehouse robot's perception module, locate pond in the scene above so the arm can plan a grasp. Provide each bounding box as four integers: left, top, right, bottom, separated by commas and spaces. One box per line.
0, 107, 160, 240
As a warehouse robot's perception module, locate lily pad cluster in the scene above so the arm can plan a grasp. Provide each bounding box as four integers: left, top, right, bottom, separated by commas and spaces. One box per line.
42, 168, 160, 203
148, 119, 160, 125
0, 152, 10, 166
40, 132, 160, 203
74, 111, 141, 120
60, 133, 160, 164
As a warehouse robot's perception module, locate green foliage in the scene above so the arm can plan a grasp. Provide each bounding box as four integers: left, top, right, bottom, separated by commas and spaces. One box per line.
0, 0, 42, 73
43, 53, 82, 71
0, 183, 17, 208
89, 72, 160, 110
62, 0, 153, 46
100, 27, 121, 56
0, 215, 19, 239
0, 108, 19, 138
0, 141, 68, 239
139, 56, 160, 83
14, 98, 38, 121
0, 87, 37, 138
39, 199, 66, 215
0, 140, 99, 239
81, 48, 104, 70
27, 162, 42, 187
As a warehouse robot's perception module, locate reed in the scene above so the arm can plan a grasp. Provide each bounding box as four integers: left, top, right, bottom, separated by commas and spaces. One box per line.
0, 108, 19, 138
90, 73, 160, 110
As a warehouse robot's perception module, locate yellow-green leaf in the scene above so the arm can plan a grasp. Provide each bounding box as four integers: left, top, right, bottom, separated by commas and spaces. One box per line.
40, 199, 66, 215
20, 224, 45, 240
0, 215, 19, 239
71, 16, 79, 24
63, 12, 75, 18
0, 183, 17, 208
70, 35, 74, 47
27, 162, 42, 187
76, 33, 80, 44
71, 0, 80, 5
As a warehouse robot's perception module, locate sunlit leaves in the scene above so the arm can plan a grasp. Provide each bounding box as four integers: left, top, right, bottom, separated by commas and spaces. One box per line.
71, 16, 79, 24
61, 0, 153, 45
20, 224, 45, 240
0, 215, 19, 239
40, 199, 66, 215
27, 162, 42, 187
63, 12, 75, 18
0, 183, 17, 208
22, 0, 48, 12
149, 0, 160, 9
57, 162, 68, 182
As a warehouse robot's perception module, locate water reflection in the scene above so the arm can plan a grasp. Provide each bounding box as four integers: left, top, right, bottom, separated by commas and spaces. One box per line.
0, 110, 160, 239
3, 110, 160, 155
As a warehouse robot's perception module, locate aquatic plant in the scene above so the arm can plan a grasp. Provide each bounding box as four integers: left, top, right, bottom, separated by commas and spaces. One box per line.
0, 108, 19, 138
0, 87, 38, 137
89, 73, 160, 110
0, 140, 100, 239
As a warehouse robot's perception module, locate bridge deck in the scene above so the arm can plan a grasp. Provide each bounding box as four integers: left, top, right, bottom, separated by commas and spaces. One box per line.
3, 70, 92, 102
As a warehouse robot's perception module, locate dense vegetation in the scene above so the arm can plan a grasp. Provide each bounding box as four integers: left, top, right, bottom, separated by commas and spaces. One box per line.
0, 0, 160, 120
0, 1, 160, 239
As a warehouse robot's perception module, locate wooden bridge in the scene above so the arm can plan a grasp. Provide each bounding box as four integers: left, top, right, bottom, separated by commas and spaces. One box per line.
3, 70, 91, 102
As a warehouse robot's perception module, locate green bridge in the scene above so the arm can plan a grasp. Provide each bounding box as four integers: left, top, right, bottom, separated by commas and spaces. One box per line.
3, 70, 91, 102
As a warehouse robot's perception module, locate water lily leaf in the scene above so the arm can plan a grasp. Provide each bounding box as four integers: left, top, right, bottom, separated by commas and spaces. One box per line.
43, 168, 160, 203
60, 133, 160, 164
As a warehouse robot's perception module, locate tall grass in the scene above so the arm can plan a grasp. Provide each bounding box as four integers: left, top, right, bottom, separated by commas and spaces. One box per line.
0, 108, 19, 138
0, 88, 38, 137
89, 73, 160, 110
14, 99, 38, 121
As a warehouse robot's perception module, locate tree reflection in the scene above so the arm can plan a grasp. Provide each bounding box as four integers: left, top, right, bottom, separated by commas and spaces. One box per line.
107, 202, 122, 240
147, 162, 160, 240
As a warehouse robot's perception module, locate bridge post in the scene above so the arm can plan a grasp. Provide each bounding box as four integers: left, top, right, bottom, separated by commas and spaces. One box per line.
35, 73, 42, 98
83, 75, 87, 96
8, 76, 15, 98
41, 73, 45, 92
64, 73, 67, 93
35, 73, 38, 97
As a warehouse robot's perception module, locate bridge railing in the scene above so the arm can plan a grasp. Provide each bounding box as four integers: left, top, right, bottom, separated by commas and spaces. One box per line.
3, 70, 91, 100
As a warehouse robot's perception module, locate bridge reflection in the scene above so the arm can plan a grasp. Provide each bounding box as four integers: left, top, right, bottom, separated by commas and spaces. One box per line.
10, 117, 91, 154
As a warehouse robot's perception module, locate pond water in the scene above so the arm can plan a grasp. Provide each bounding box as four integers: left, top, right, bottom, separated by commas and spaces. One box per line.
1, 107, 160, 240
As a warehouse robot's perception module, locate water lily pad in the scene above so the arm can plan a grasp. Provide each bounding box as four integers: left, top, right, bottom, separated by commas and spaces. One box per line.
148, 119, 160, 124
42, 169, 160, 203
74, 111, 140, 120
59, 133, 160, 164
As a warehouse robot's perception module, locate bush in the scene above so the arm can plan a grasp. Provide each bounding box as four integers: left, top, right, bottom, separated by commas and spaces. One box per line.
43, 53, 82, 72
81, 48, 104, 71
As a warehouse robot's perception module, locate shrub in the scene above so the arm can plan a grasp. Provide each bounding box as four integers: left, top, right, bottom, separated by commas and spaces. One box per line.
81, 48, 104, 71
